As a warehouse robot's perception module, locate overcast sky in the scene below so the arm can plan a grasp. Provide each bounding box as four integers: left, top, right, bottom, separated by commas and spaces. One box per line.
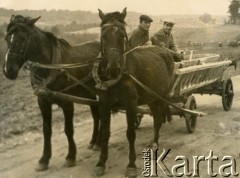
0, 0, 230, 15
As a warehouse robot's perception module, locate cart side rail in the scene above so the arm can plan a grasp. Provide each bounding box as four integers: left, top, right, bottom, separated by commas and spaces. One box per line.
170, 59, 232, 97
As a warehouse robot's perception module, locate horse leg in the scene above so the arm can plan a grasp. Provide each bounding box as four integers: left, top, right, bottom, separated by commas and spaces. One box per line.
124, 88, 138, 177
94, 96, 111, 176
35, 96, 52, 171
148, 102, 164, 149
88, 105, 101, 151
59, 102, 76, 168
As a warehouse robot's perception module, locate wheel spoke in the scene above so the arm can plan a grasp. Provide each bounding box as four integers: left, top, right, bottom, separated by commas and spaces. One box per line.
222, 78, 234, 111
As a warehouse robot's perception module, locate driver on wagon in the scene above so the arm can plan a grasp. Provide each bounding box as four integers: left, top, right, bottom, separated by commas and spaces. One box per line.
128, 15, 153, 49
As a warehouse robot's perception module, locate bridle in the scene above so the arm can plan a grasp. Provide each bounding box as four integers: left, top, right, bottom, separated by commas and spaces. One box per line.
100, 23, 128, 58
104, 48, 122, 55
6, 24, 35, 63
8, 34, 32, 63
92, 22, 129, 90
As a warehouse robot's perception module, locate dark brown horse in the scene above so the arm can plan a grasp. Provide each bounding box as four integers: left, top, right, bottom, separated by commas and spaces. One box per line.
3, 15, 101, 171
94, 8, 175, 177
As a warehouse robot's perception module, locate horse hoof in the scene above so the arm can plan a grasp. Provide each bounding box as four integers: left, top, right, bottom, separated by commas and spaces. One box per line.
125, 167, 138, 177
63, 159, 75, 168
152, 143, 158, 150
35, 163, 48, 172
87, 143, 94, 150
93, 145, 101, 151
94, 166, 105, 176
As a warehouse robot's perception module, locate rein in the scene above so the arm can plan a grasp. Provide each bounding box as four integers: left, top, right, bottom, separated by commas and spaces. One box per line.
128, 74, 206, 117
29, 41, 99, 95
27, 57, 101, 69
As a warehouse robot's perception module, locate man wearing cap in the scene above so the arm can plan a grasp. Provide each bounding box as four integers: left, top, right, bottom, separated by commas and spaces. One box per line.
128, 15, 153, 49
151, 21, 177, 52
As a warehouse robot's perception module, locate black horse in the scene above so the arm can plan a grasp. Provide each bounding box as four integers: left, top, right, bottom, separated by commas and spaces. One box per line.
3, 15, 101, 171
94, 8, 175, 177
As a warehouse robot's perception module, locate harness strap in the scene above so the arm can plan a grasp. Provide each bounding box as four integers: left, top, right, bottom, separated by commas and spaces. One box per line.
28, 57, 101, 69
43, 41, 63, 87
122, 45, 144, 69
62, 70, 95, 95
128, 74, 206, 117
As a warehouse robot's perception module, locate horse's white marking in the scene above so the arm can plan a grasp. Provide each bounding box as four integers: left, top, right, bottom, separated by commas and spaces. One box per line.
102, 24, 119, 32
4, 35, 14, 73
102, 23, 112, 27
10, 34, 14, 43
113, 26, 118, 32
4, 49, 9, 73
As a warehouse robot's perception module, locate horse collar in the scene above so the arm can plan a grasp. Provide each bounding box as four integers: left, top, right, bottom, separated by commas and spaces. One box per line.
52, 41, 62, 64
92, 60, 122, 90
33, 41, 63, 89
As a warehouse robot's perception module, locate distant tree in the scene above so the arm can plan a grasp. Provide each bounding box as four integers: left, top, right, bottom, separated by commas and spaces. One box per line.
199, 13, 215, 23
228, 0, 240, 24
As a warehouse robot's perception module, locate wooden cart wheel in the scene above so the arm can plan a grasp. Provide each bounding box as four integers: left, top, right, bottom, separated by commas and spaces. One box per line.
135, 114, 143, 129
184, 95, 197, 133
222, 78, 234, 111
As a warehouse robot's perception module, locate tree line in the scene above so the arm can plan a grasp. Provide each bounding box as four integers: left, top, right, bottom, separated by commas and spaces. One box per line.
228, 0, 240, 24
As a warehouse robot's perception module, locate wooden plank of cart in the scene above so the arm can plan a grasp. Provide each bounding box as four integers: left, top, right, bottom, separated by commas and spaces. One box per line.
135, 53, 235, 133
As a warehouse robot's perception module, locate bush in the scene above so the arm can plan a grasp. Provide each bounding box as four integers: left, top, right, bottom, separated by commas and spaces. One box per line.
235, 33, 240, 41
199, 13, 215, 24
227, 40, 238, 47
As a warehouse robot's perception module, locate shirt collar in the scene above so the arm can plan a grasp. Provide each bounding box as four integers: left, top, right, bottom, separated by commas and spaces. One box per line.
138, 25, 149, 33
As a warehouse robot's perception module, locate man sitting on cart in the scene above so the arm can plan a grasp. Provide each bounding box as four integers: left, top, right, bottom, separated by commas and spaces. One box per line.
128, 15, 153, 49
151, 21, 183, 61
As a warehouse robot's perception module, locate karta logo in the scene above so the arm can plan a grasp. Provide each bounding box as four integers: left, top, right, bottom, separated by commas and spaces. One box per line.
142, 149, 239, 177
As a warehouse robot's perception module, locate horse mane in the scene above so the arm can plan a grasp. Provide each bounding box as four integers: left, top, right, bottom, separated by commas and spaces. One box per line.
6, 23, 15, 32
6, 16, 71, 49
6, 15, 31, 32
100, 11, 126, 26
43, 31, 71, 48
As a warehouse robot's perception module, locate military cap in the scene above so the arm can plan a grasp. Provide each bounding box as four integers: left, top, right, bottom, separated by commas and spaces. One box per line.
140, 15, 153, 22
163, 21, 175, 26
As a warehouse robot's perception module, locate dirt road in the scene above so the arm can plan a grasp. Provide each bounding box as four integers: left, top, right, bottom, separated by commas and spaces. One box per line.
0, 74, 240, 178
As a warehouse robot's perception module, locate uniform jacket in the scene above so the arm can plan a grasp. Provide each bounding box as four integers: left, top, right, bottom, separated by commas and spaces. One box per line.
151, 29, 177, 52
128, 25, 149, 49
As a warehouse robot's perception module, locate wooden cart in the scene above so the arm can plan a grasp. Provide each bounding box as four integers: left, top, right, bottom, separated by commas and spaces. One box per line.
135, 53, 235, 132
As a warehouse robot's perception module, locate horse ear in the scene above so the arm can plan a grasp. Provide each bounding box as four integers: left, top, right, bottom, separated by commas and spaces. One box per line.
27, 16, 41, 25
98, 9, 105, 21
10, 15, 16, 22
121, 7, 127, 20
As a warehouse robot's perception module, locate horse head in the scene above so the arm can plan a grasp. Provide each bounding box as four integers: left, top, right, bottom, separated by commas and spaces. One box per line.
98, 8, 127, 80
3, 15, 41, 80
